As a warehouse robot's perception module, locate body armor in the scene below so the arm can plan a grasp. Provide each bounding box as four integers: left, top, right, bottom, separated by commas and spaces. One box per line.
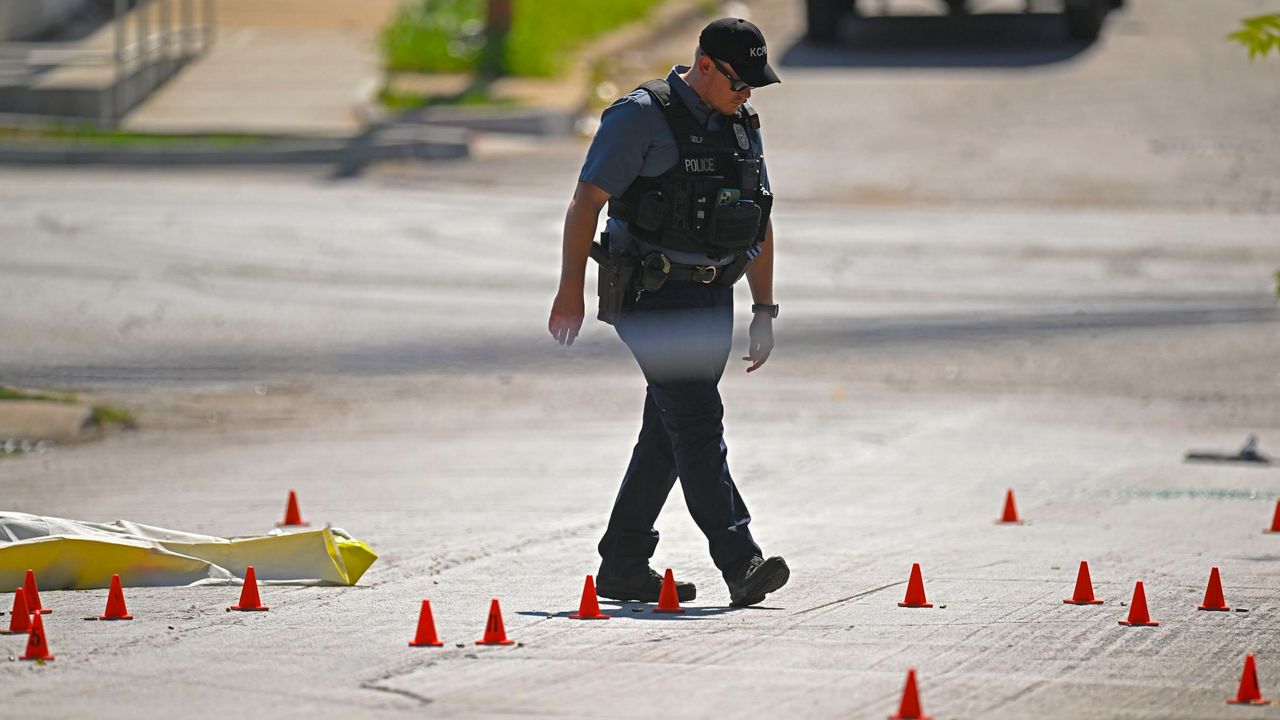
607, 79, 774, 259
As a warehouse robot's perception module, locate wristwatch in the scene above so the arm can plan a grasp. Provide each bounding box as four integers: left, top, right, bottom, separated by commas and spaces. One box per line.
751, 303, 779, 318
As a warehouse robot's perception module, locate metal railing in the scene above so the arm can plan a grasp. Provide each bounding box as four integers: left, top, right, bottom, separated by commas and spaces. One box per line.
111, 0, 216, 121
1, 0, 215, 124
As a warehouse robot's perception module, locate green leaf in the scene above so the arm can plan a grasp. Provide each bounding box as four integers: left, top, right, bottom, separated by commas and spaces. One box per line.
1243, 13, 1280, 30
1231, 14, 1280, 58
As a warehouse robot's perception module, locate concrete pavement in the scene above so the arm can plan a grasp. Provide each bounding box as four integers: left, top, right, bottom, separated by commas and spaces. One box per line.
2, 0, 1278, 715
4, 380, 1278, 719
122, 0, 401, 136
0, 169, 1277, 717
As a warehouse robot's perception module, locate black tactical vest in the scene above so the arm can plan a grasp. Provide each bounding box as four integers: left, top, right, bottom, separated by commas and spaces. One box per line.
607, 79, 774, 259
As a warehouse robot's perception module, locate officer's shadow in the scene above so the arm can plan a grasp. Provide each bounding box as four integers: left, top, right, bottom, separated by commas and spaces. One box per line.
517, 602, 784, 621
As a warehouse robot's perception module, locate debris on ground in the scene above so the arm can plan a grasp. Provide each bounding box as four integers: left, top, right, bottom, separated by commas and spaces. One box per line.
1184, 434, 1272, 465
0, 512, 376, 589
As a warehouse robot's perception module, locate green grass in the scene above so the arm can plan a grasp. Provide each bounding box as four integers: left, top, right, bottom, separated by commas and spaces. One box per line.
0, 125, 266, 147
505, 0, 668, 77
90, 404, 138, 430
383, 0, 669, 77
378, 85, 522, 111
0, 385, 76, 403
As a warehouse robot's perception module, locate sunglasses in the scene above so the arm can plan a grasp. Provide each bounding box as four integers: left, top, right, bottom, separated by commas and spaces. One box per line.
707, 55, 751, 92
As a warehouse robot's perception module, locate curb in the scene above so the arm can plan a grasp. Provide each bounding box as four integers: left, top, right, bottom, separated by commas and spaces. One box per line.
0, 125, 469, 166
382, 106, 578, 138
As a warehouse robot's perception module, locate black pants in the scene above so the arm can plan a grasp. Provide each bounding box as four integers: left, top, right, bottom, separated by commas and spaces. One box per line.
597, 279, 762, 580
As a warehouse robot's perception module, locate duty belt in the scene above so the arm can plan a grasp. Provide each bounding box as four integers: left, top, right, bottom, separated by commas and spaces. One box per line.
636, 248, 753, 290
666, 262, 722, 284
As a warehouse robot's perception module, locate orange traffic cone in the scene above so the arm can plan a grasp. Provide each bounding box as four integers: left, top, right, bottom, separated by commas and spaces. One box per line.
568, 575, 610, 620
277, 489, 308, 527
3, 587, 32, 634
476, 598, 514, 645
24, 569, 51, 614
653, 568, 684, 613
1198, 567, 1230, 611
228, 566, 269, 611
1063, 561, 1104, 605
997, 489, 1022, 524
19, 612, 54, 661
898, 563, 933, 608
1118, 581, 1158, 626
1266, 499, 1280, 533
99, 574, 133, 620
408, 600, 444, 647
1228, 654, 1270, 705
890, 668, 932, 720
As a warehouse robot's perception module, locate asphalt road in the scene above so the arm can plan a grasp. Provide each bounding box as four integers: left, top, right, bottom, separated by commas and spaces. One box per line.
1, 0, 1279, 716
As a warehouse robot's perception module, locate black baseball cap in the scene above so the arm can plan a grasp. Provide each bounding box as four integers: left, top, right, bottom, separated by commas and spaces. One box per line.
699, 17, 780, 88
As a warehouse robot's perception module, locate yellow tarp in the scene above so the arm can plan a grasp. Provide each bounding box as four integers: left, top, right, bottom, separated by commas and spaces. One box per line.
0, 512, 376, 590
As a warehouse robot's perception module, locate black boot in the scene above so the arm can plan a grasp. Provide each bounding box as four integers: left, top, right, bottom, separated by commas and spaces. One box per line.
725, 556, 789, 607
596, 567, 696, 603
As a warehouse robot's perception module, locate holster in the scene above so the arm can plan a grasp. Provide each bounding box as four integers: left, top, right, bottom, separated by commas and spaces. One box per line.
716, 250, 755, 287
590, 234, 636, 326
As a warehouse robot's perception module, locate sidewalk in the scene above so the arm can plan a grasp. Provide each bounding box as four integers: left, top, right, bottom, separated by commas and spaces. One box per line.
123, 0, 400, 136
127, 0, 720, 138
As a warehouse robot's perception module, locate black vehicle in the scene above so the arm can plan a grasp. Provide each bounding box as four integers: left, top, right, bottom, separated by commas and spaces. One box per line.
806, 0, 1123, 43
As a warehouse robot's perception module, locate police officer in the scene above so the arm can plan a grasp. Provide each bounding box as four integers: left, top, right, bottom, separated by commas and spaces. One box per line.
548, 18, 788, 607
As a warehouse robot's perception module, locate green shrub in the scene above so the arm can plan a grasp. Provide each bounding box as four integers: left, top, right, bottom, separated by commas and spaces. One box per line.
382, 0, 487, 73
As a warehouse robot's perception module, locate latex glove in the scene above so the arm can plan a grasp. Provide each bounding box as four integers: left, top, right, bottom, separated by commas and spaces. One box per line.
742, 313, 774, 372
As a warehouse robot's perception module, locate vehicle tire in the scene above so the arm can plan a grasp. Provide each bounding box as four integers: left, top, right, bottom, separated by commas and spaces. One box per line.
806, 0, 847, 43
1064, 0, 1106, 41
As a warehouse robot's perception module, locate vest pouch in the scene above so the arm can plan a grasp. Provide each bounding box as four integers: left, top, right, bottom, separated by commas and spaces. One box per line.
634, 190, 668, 233
707, 201, 762, 253
738, 157, 761, 194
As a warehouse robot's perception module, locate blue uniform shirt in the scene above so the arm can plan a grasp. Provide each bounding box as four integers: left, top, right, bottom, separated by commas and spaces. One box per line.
579, 65, 770, 266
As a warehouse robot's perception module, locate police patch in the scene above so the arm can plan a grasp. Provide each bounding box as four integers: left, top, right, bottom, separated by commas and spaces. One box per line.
684, 157, 716, 173
733, 123, 750, 150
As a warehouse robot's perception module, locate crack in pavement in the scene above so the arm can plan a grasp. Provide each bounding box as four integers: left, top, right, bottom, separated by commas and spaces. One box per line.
359, 681, 434, 707
788, 580, 906, 618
